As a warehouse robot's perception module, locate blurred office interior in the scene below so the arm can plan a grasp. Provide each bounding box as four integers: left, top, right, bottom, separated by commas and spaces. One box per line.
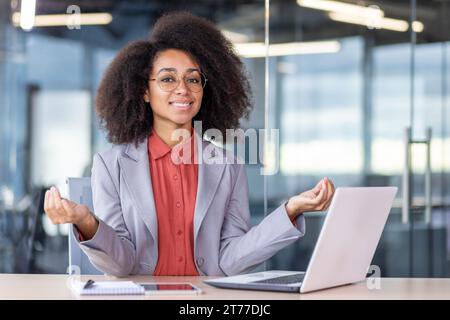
0, 0, 449, 277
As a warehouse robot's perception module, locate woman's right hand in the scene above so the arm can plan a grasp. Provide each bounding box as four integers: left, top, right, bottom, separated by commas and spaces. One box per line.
44, 186, 99, 240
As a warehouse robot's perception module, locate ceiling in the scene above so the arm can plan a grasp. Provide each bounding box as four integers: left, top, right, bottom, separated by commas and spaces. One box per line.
8, 0, 450, 47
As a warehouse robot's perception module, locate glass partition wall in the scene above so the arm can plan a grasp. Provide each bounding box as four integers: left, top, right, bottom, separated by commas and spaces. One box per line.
265, 0, 450, 277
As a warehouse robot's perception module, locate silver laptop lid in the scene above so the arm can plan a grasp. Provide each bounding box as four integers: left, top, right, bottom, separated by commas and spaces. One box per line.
300, 187, 397, 293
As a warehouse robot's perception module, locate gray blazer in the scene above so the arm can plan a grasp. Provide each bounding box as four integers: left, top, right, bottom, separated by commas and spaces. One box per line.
74, 133, 305, 277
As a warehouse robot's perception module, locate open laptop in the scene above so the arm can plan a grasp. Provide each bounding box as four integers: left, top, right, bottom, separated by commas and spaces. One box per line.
204, 187, 397, 293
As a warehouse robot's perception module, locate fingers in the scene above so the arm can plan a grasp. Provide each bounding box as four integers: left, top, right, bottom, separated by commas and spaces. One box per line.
49, 187, 62, 222
44, 186, 70, 224
44, 188, 57, 223
312, 179, 323, 195
328, 178, 335, 194
44, 189, 50, 213
53, 187, 64, 212
309, 178, 332, 211
48, 187, 60, 223
292, 178, 336, 213
311, 185, 326, 205
300, 190, 317, 199
61, 198, 76, 221
322, 177, 335, 210
321, 179, 328, 202
53, 186, 62, 199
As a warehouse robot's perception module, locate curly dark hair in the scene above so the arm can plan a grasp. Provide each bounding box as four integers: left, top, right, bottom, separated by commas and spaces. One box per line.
95, 11, 253, 145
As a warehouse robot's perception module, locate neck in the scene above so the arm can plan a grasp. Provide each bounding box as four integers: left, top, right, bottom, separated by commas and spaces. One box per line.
153, 120, 192, 148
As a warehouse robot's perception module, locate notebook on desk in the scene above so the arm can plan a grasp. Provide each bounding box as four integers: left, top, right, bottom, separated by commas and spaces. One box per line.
71, 280, 145, 295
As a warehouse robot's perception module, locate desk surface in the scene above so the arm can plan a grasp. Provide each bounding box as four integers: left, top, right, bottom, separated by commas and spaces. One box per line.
1, 274, 450, 300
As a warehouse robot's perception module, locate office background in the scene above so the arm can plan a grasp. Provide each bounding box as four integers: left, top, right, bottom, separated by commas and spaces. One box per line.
0, 0, 449, 277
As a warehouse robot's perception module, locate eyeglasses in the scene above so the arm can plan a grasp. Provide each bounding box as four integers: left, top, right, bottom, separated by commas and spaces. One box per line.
149, 69, 208, 93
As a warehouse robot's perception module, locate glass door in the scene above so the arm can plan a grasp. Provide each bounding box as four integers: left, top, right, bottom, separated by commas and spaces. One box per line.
404, 0, 450, 277
265, 0, 450, 277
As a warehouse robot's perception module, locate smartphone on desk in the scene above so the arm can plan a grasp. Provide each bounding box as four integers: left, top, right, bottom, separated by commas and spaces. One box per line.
140, 282, 202, 295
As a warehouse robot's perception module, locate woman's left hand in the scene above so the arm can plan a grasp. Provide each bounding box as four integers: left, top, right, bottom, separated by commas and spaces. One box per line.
285, 177, 335, 220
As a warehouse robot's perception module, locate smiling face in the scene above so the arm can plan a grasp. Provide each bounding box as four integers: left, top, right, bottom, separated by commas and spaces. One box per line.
144, 49, 203, 132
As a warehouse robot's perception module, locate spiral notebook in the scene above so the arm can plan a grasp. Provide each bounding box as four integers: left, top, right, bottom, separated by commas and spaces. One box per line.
71, 280, 145, 296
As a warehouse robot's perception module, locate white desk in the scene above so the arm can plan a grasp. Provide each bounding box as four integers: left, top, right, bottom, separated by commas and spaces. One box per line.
1, 274, 450, 299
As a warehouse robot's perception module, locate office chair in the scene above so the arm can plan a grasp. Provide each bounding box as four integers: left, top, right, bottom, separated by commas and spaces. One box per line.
66, 177, 102, 275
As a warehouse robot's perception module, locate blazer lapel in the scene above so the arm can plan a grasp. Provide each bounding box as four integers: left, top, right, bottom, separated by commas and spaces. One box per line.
119, 139, 158, 242
194, 136, 226, 241
118, 134, 226, 245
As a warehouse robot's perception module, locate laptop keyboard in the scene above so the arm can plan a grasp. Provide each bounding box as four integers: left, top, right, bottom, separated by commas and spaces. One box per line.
252, 273, 305, 285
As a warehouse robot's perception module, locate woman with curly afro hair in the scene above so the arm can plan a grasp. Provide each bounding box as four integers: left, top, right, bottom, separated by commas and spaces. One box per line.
44, 11, 334, 277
